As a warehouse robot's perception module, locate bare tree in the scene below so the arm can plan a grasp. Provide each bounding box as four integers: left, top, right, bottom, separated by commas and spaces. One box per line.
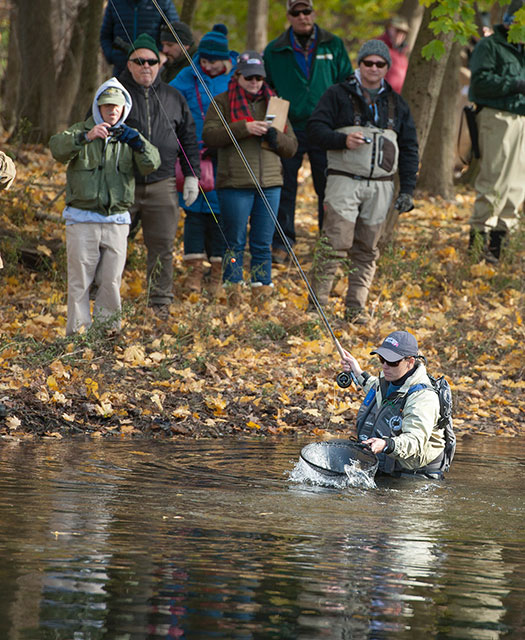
246, 0, 269, 51
180, 0, 198, 27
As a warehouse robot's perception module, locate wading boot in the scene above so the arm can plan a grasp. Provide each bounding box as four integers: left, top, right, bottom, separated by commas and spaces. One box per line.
206, 259, 223, 296
226, 282, 243, 307
487, 229, 507, 262
184, 258, 205, 292
251, 283, 273, 305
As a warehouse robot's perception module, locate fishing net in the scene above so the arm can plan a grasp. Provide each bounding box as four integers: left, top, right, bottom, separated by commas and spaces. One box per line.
300, 440, 378, 477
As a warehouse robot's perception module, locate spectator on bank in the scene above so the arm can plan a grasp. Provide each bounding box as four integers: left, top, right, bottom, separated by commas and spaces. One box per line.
263, 0, 352, 264
119, 33, 200, 317
307, 39, 418, 324
49, 79, 160, 336
171, 24, 237, 295
100, 0, 179, 77
377, 15, 410, 94
202, 51, 298, 305
160, 20, 198, 83
0, 151, 16, 270
468, 0, 525, 263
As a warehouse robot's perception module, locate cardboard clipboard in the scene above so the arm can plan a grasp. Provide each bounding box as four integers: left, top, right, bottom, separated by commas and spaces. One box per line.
265, 96, 289, 132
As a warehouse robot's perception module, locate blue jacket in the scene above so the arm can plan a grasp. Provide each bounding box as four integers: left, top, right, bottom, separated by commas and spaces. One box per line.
170, 53, 237, 214
100, 0, 179, 76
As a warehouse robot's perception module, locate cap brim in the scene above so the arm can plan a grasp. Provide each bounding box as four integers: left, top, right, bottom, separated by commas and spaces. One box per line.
370, 346, 406, 361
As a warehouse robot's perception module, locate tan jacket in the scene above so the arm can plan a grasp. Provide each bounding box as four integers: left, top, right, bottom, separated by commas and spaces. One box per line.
202, 89, 297, 190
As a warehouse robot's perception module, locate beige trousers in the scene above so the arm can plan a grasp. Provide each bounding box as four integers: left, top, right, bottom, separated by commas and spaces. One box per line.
471, 108, 525, 232
66, 222, 129, 336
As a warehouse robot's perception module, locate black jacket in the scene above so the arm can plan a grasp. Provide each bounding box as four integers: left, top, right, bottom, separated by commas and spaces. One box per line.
307, 76, 419, 194
119, 68, 199, 184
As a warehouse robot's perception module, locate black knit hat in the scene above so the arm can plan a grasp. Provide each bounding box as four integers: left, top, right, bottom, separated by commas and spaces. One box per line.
357, 39, 392, 68
160, 20, 194, 46
198, 24, 229, 61
128, 33, 160, 60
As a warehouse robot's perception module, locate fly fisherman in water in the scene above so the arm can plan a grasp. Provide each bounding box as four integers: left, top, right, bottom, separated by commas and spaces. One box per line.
340, 330, 447, 479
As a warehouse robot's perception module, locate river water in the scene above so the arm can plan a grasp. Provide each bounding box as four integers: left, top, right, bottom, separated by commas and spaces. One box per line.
0, 436, 523, 639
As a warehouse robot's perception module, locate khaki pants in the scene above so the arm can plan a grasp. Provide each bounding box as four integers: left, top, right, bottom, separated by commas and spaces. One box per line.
131, 177, 180, 305
311, 174, 394, 310
471, 108, 525, 232
66, 222, 129, 336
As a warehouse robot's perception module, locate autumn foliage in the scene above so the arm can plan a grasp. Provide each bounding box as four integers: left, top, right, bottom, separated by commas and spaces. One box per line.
0, 143, 524, 441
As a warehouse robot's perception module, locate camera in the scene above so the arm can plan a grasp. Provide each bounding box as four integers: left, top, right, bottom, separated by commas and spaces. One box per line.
363, 136, 372, 144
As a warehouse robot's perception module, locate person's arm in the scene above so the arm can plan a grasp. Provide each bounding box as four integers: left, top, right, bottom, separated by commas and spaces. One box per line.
49, 123, 88, 164
133, 134, 161, 175
163, 0, 179, 22
177, 98, 201, 178
396, 97, 419, 196
470, 37, 521, 98
264, 118, 298, 158
387, 389, 440, 460
307, 86, 349, 150
202, 96, 252, 148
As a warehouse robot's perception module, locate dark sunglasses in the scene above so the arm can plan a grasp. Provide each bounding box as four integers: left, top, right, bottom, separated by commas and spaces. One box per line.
244, 75, 264, 82
289, 8, 313, 16
129, 58, 159, 66
361, 60, 388, 69
378, 355, 405, 367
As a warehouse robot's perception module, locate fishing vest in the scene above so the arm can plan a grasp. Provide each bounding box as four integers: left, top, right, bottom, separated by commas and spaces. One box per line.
356, 378, 444, 476
326, 93, 399, 181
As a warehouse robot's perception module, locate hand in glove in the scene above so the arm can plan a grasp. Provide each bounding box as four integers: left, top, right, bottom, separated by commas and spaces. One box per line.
118, 124, 145, 152
183, 176, 199, 207
263, 126, 278, 150
394, 193, 414, 213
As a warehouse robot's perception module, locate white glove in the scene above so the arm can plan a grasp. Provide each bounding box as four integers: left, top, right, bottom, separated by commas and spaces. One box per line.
183, 176, 199, 207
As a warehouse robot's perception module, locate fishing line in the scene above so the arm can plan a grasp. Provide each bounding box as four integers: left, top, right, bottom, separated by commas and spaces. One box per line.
113, 0, 358, 387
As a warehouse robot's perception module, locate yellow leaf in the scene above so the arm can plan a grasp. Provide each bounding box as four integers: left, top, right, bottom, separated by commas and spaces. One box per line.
47, 375, 59, 391
36, 244, 53, 257
470, 263, 496, 278
62, 413, 76, 422
404, 284, 423, 299
246, 420, 261, 429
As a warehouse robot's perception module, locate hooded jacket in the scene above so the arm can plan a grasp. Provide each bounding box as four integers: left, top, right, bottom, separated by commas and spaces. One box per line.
119, 67, 200, 184
469, 24, 525, 115
307, 75, 419, 195
49, 78, 160, 216
355, 363, 444, 472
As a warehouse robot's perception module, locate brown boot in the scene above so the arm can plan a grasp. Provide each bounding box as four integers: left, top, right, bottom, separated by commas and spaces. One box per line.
184, 257, 205, 292
251, 283, 274, 304
226, 282, 243, 307
206, 258, 223, 296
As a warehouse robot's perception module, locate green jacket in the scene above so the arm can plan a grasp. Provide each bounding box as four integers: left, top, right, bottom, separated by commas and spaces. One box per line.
202, 90, 298, 190
263, 26, 352, 131
469, 24, 525, 115
49, 117, 160, 215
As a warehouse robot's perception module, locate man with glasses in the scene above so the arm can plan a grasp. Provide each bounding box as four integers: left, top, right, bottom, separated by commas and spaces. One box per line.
120, 33, 200, 317
307, 39, 418, 323
263, 0, 352, 265
340, 331, 446, 479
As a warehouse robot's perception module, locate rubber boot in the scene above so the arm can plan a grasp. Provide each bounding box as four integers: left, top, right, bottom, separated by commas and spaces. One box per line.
184, 258, 205, 292
251, 283, 273, 305
487, 230, 507, 262
226, 283, 243, 307
206, 259, 223, 296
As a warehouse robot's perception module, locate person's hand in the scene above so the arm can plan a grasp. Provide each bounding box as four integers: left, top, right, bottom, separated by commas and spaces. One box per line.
340, 348, 363, 377
263, 126, 278, 149
118, 124, 145, 152
86, 123, 110, 141
183, 176, 199, 207
246, 120, 269, 137
362, 437, 387, 454
394, 193, 414, 213
345, 131, 370, 150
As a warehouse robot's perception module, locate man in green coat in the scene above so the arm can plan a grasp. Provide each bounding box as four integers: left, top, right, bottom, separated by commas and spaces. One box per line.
468, 0, 525, 262
49, 78, 160, 336
263, 0, 352, 263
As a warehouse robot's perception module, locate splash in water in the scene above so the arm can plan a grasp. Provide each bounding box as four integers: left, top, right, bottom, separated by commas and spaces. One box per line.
289, 457, 376, 490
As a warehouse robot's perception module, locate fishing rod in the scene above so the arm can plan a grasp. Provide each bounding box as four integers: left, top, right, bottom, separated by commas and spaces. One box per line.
122, 0, 359, 389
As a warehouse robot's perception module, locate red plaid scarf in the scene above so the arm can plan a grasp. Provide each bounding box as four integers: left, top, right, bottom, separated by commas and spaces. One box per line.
228, 77, 275, 123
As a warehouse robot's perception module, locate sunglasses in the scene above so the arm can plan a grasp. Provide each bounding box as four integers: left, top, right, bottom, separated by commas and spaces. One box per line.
361, 60, 388, 69
129, 58, 159, 66
378, 355, 405, 367
289, 8, 313, 16
244, 75, 264, 82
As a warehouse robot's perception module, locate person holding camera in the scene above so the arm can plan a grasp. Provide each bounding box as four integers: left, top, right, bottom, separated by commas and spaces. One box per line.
49, 79, 160, 335
307, 39, 418, 323
202, 51, 297, 305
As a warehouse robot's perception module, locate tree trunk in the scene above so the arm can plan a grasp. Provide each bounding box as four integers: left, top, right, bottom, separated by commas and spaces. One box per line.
180, 0, 198, 27
246, 0, 269, 51
398, 0, 424, 54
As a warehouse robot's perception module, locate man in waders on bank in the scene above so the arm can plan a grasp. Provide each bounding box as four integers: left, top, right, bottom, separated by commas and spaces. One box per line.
340, 331, 450, 479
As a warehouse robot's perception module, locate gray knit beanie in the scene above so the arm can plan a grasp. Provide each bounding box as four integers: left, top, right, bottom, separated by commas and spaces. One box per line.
357, 39, 392, 68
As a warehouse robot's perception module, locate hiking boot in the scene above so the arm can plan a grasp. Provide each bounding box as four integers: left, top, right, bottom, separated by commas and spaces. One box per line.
184, 258, 205, 292
225, 283, 243, 307
272, 248, 289, 264
251, 283, 274, 305
151, 303, 170, 319
205, 259, 223, 296
345, 307, 370, 325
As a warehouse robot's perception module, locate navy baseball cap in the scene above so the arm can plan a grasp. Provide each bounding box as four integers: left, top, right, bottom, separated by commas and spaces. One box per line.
370, 331, 419, 361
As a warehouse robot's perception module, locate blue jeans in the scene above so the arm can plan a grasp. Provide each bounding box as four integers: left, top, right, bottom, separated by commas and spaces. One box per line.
218, 187, 281, 285
272, 129, 327, 250
183, 210, 224, 258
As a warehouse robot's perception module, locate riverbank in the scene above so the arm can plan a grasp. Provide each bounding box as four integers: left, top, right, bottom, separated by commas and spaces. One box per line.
1, 144, 524, 440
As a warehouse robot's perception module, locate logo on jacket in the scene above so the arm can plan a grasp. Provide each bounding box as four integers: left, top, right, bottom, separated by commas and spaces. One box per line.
388, 415, 403, 433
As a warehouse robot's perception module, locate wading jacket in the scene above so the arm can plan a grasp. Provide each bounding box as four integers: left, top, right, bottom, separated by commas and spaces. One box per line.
355, 363, 444, 473
119, 68, 199, 185
307, 76, 419, 195
202, 90, 298, 190
469, 24, 525, 116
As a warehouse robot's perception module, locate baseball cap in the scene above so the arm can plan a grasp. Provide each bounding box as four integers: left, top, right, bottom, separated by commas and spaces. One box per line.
97, 87, 126, 107
370, 331, 419, 361
237, 51, 266, 78
287, 0, 313, 12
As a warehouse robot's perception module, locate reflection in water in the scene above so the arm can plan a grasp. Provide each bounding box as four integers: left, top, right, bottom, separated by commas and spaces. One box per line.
0, 438, 524, 638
